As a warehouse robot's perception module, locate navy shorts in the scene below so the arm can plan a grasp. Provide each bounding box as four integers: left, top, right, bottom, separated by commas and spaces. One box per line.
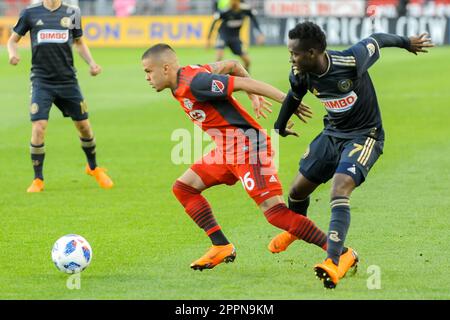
215, 35, 244, 56
30, 80, 88, 122
299, 133, 384, 186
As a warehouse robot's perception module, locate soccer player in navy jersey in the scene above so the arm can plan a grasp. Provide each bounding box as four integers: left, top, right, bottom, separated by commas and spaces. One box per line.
141, 44, 358, 274
207, 0, 264, 72
271, 21, 433, 288
7, 0, 113, 192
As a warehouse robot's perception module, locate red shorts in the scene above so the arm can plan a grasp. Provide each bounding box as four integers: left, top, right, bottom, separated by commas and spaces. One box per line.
191, 148, 283, 205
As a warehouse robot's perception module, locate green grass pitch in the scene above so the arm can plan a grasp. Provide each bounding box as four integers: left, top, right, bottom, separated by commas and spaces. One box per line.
0, 45, 449, 299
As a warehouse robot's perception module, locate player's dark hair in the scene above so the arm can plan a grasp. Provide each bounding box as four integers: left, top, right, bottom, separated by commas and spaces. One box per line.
288, 22, 327, 52
141, 43, 175, 60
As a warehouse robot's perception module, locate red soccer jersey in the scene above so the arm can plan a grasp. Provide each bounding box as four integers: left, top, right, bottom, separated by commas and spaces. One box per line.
172, 64, 271, 162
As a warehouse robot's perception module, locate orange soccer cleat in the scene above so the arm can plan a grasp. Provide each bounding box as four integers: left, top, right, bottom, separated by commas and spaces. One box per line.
27, 178, 44, 193
268, 231, 298, 253
190, 244, 236, 271
314, 258, 340, 289
85, 165, 114, 189
338, 247, 359, 279
314, 248, 359, 289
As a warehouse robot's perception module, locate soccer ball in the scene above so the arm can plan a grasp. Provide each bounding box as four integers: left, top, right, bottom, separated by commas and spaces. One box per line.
51, 234, 93, 274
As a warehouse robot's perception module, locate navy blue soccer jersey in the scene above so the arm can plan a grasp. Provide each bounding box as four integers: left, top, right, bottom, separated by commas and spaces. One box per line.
13, 2, 83, 83
214, 5, 261, 39
289, 37, 384, 140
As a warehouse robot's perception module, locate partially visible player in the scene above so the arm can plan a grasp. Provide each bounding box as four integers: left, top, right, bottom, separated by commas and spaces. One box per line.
213, 0, 230, 12
141, 44, 358, 277
272, 22, 433, 288
207, 0, 264, 72
7, 0, 113, 192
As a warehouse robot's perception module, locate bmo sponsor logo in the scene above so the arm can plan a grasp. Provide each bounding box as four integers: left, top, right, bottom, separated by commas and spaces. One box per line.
189, 109, 206, 123
320, 91, 358, 113
37, 29, 69, 44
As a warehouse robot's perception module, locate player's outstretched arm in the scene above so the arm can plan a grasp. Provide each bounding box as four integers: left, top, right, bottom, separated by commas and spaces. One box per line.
233, 76, 286, 103
232, 75, 312, 122
209, 60, 277, 119
7, 33, 22, 66
406, 33, 434, 55
208, 60, 250, 78
273, 91, 308, 138
370, 32, 434, 54
74, 37, 102, 76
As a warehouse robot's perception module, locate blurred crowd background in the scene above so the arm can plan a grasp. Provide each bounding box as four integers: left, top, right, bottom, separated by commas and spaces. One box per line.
1, 0, 450, 17
1, 1, 449, 47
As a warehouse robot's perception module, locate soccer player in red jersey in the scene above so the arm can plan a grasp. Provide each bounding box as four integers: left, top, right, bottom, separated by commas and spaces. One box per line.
141, 44, 357, 274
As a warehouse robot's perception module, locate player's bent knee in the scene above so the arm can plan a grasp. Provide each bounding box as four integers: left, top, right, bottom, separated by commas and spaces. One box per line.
289, 174, 318, 200
172, 180, 201, 207
177, 169, 208, 191
331, 174, 356, 198
330, 187, 352, 199
289, 186, 303, 200
259, 195, 284, 213
32, 120, 47, 131
32, 127, 46, 137
78, 124, 89, 134
75, 121, 92, 137
263, 203, 290, 229
31, 121, 47, 140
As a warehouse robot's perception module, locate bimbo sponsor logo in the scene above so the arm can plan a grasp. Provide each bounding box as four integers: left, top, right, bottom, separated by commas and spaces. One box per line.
320, 91, 358, 113
37, 29, 69, 44
226, 19, 244, 28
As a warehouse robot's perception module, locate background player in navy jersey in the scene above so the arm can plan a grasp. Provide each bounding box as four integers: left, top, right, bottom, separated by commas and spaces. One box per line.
141, 44, 358, 275
271, 22, 433, 288
207, 0, 264, 72
7, 0, 113, 192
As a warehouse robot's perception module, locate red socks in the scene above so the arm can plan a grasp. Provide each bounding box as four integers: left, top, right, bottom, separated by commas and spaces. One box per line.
173, 180, 327, 250
172, 180, 222, 236
265, 203, 327, 250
